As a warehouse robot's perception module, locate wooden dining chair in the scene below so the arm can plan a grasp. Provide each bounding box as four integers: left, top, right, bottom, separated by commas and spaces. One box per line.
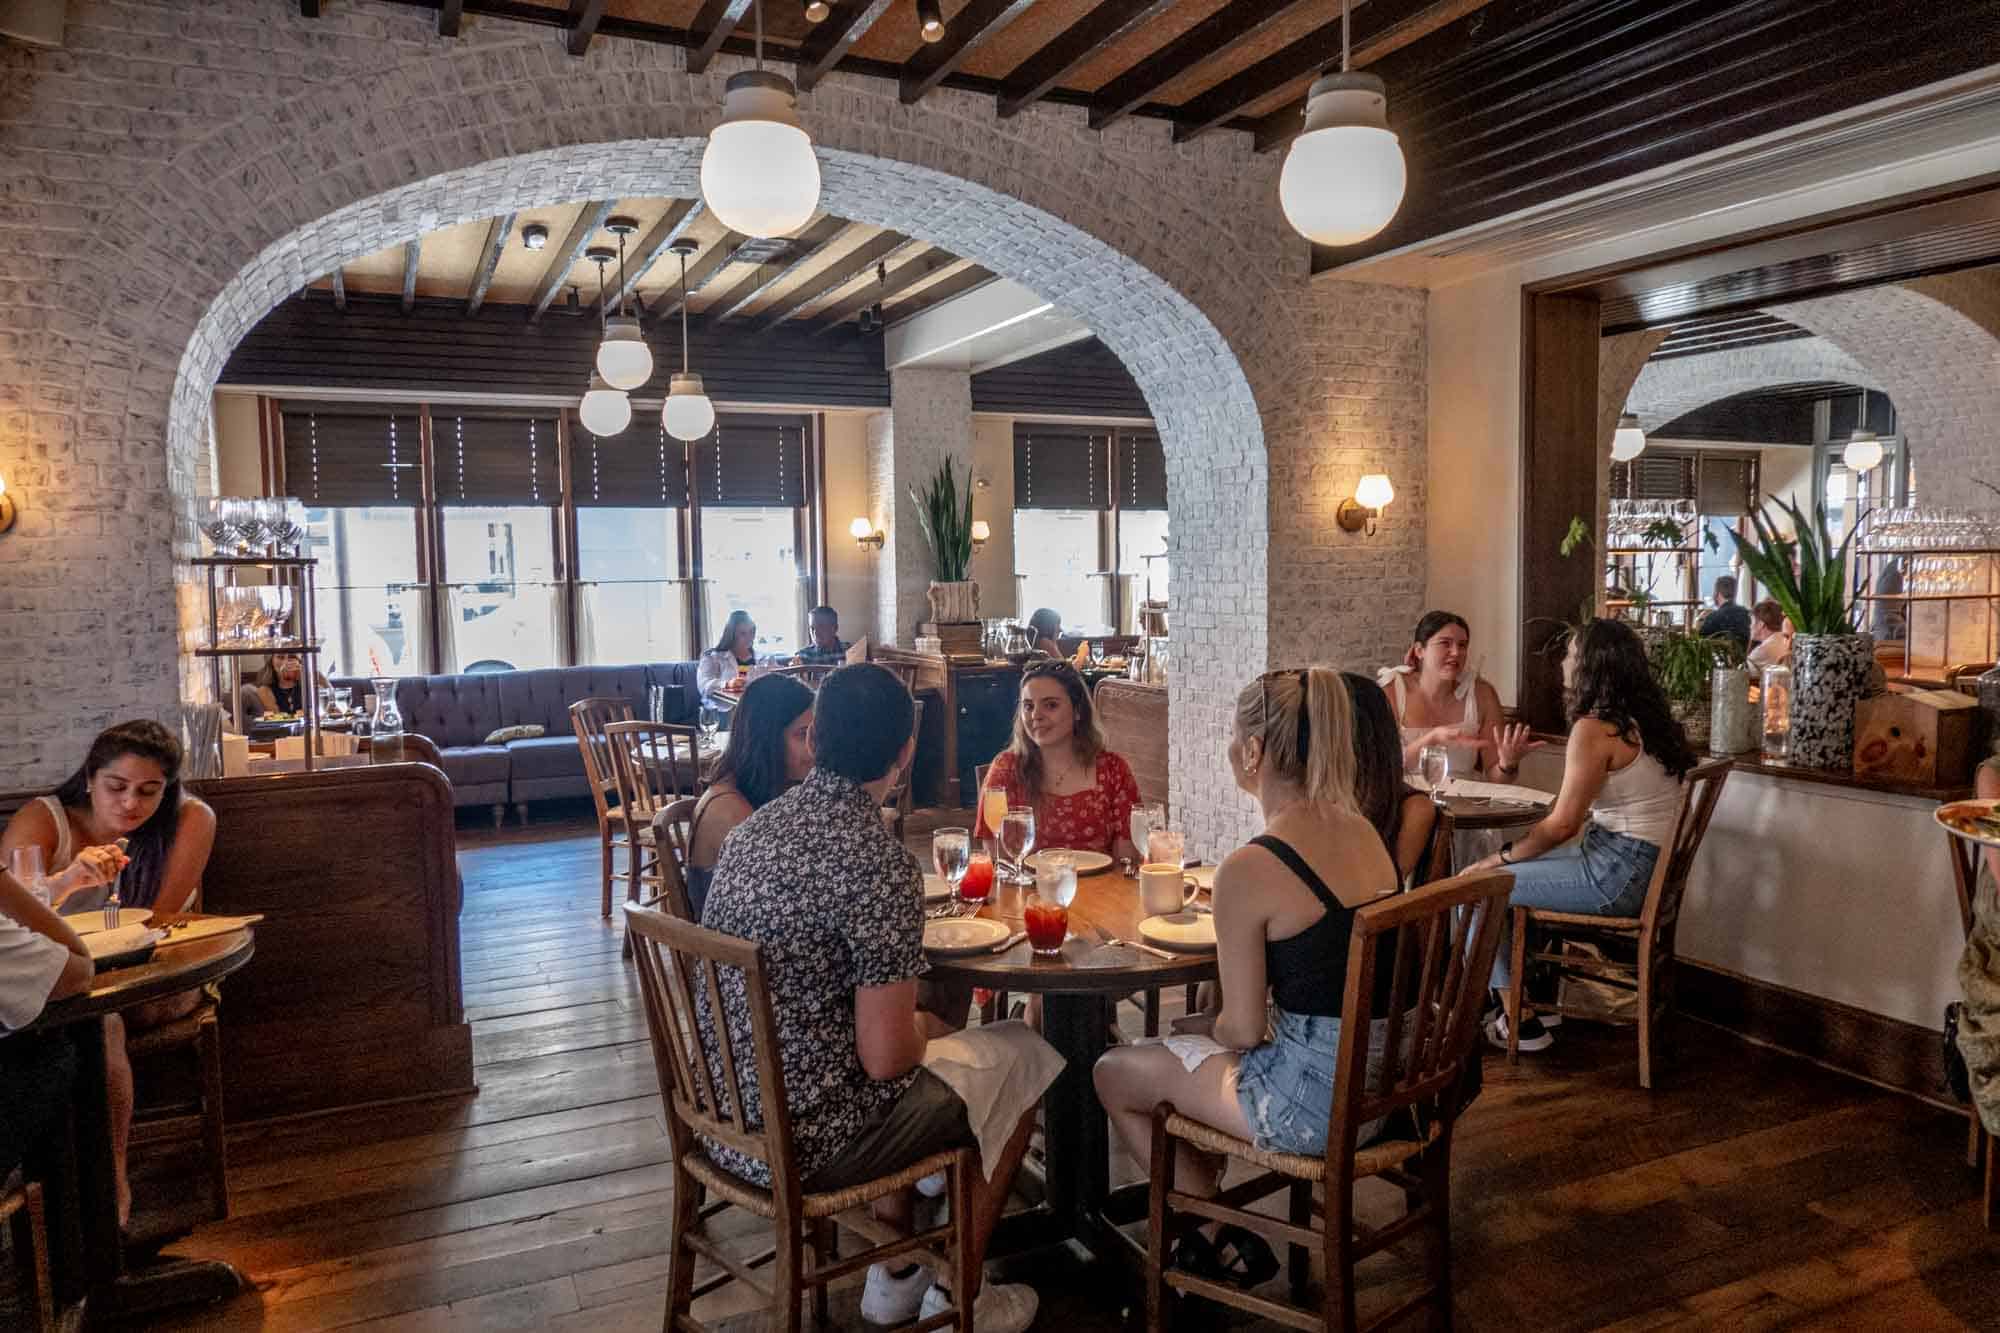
772, 663, 837, 688
645, 798, 700, 924
1505, 758, 1732, 1088
570, 697, 637, 918
883, 699, 926, 841
601, 720, 701, 925
1, 1173, 53, 1332
624, 904, 978, 1332
1145, 869, 1514, 1333
1414, 802, 1456, 887
1945, 829, 1999, 1231
126, 995, 229, 1223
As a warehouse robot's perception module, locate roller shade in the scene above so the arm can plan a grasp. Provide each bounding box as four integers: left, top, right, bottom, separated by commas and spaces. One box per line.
435, 411, 559, 505
691, 414, 808, 509
1697, 456, 1755, 517
280, 401, 422, 506
575, 421, 691, 508
1120, 430, 1166, 510
1611, 452, 1696, 502
1014, 427, 1109, 511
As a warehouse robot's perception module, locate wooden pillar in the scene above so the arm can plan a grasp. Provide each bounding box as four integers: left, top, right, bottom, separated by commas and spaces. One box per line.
1517, 292, 1602, 731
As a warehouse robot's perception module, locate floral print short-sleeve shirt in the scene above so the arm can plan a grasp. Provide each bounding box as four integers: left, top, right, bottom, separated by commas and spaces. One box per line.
975, 749, 1141, 856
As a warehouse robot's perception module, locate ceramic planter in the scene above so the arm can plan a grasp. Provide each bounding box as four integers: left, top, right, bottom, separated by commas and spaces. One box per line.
1789, 633, 1875, 769
1709, 665, 1760, 755
926, 580, 980, 625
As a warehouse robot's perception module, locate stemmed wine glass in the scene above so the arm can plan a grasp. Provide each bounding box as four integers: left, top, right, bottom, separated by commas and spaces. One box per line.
932, 827, 971, 919
999, 806, 1036, 887
698, 704, 725, 752
1420, 743, 1451, 797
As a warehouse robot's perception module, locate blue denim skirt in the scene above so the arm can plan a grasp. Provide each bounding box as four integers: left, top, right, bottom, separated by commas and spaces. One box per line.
1234, 1008, 1397, 1156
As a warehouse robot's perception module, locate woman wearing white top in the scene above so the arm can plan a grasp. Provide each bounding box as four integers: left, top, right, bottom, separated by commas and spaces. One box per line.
1379, 611, 1528, 778
1467, 619, 1696, 1053
1747, 599, 1792, 669
696, 610, 772, 708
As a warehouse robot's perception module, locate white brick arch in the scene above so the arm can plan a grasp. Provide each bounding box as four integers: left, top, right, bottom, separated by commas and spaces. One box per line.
6, 4, 1332, 845
1620, 337, 1885, 434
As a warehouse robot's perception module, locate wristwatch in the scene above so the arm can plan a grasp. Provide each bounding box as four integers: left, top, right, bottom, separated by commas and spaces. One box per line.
1498, 841, 1516, 866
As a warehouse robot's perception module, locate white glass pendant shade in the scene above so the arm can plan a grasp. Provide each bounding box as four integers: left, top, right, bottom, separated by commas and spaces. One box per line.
701, 70, 821, 239
1354, 473, 1394, 510
579, 375, 632, 437
596, 316, 653, 391
663, 372, 716, 442
1843, 436, 1883, 471
1279, 73, 1406, 247
1611, 413, 1646, 462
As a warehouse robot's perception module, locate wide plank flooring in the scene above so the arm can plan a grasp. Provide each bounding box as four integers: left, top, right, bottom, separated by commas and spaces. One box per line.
66, 804, 2000, 1330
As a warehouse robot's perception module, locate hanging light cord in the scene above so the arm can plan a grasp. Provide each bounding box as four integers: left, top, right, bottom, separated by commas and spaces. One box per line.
754, 0, 764, 69
1341, 0, 1350, 72
615, 231, 630, 319
678, 251, 692, 375
594, 257, 609, 336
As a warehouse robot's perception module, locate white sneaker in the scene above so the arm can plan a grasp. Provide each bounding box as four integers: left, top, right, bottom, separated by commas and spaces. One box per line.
861, 1262, 933, 1325
1485, 1010, 1553, 1053
915, 1169, 948, 1198
920, 1279, 1038, 1333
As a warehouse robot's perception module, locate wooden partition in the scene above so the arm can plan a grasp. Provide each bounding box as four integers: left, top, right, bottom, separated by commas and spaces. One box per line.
192, 762, 473, 1121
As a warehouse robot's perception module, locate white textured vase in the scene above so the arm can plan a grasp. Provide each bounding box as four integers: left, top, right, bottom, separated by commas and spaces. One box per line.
1709, 665, 1759, 755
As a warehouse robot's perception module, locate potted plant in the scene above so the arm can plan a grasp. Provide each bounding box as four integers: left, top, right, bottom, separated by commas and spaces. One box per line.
1649, 629, 1744, 751
1727, 497, 1872, 769
909, 456, 980, 625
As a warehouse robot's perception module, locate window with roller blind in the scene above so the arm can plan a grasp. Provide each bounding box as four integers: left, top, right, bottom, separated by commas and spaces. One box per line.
434, 412, 562, 672
575, 425, 691, 665
693, 415, 810, 654
1013, 424, 1161, 635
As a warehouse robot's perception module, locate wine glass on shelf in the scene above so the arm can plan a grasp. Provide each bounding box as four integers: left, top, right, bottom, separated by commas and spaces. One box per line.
999, 806, 1036, 888
932, 827, 971, 919
1420, 743, 1451, 797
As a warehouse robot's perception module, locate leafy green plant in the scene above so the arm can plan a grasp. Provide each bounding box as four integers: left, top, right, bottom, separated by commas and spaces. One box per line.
1650, 629, 1745, 705
1726, 496, 1864, 636
1560, 515, 1593, 559
908, 456, 975, 583
1637, 517, 1689, 549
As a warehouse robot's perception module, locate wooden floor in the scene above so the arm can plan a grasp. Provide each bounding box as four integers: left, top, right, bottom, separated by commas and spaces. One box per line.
66, 805, 2000, 1330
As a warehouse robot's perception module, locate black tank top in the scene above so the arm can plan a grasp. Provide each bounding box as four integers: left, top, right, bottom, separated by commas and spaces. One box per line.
1253, 835, 1398, 1018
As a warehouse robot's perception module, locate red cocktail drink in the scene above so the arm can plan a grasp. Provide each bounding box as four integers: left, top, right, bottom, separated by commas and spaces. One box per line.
1023, 894, 1068, 954
959, 853, 995, 903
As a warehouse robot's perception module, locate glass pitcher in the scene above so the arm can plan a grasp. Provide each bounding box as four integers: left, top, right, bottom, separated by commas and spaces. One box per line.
370, 676, 407, 763
1003, 622, 1033, 657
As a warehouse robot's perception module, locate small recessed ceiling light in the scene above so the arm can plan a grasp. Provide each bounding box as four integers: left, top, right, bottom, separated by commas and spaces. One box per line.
917, 0, 943, 42
522, 223, 550, 250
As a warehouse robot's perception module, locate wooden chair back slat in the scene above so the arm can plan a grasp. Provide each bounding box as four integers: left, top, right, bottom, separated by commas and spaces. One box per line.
603, 719, 701, 816
1948, 832, 1981, 939
650, 798, 700, 923
570, 697, 635, 816
1416, 804, 1456, 885
772, 664, 836, 687
1639, 759, 1731, 948
1333, 870, 1513, 1138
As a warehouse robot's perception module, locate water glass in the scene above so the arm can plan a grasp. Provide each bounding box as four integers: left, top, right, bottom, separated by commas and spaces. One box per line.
1129, 802, 1166, 860
1036, 851, 1078, 910
1420, 744, 1451, 794
1146, 827, 1185, 867
999, 807, 1036, 885
8, 845, 48, 907
932, 827, 971, 915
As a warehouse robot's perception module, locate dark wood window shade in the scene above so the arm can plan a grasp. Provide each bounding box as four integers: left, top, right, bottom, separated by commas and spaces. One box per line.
1014, 427, 1110, 510
574, 421, 692, 508
279, 401, 422, 506
1696, 456, 1756, 518
435, 411, 560, 506
692, 414, 809, 508
1121, 429, 1166, 511
1611, 453, 1698, 503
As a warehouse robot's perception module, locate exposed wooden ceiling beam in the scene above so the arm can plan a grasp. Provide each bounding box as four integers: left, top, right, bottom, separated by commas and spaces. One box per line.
705, 217, 852, 322
330, 268, 346, 311
653, 234, 750, 318
300, 1, 322, 15
465, 211, 516, 316
1087, 0, 1311, 131
686, 0, 755, 74
602, 200, 704, 312
566, 0, 608, 56
399, 240, 422, 314
899, 0, 1036, 105
438, 0, 465, 36
528, 200, 615, 322
757, 230, 913, 330
996, 0, 1177, 120
1173, 0, 1493, 145
811, 249, 961, 332
796, 0, 896, 92
881, 265, 997, 323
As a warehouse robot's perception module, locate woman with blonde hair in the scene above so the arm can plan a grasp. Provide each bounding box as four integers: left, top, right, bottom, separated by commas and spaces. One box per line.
1092, 667, 1401, 1288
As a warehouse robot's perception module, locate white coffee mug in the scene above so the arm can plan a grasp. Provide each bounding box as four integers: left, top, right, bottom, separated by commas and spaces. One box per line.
1139, 862, 1196, 917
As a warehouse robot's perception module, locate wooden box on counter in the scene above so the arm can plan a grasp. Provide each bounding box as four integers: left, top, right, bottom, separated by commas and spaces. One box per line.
1852, 687, 1978, 785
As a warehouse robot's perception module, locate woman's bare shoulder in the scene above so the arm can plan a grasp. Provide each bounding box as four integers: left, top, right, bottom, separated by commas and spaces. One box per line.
2, 796, 57, 845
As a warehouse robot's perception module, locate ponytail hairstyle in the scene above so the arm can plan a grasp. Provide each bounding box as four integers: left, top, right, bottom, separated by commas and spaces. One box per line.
1404, 609, 1471, 671
52, 720, 185, 909
1234, 666, 1358, 813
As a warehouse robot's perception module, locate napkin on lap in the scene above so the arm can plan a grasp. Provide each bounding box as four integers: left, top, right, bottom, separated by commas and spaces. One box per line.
84, 925, 162, 960
921, 1021, 1064, 1179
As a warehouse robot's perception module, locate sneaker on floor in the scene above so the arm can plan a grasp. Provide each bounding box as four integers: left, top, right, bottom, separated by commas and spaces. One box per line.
920, 1280, 1038, 1333
1485, 1010, 1553, 1053
861, 1262, 933, 1325
915, 1169, 948, 1198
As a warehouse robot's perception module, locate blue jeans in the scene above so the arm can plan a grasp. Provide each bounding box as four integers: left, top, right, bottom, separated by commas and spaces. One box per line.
1492, 822, 1659, 990
1234, 1009, 1401, 1155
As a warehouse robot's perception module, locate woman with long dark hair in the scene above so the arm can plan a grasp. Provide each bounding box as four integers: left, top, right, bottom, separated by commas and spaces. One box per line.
1343, 672, 1439, 885
1469, 619, 1696, 1052
696, 610, 769, 706
685, 674, 816, 918
974, 659, 1140, 863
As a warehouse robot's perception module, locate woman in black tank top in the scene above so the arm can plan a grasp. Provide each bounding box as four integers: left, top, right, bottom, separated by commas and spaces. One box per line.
1093, 668, 1399, 1288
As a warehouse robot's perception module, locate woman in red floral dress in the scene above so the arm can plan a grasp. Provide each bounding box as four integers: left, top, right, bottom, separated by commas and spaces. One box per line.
975, 660, 1142, 865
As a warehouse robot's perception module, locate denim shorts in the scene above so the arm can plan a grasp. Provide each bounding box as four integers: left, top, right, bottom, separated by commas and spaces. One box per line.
1234, 1008, 1398, 1157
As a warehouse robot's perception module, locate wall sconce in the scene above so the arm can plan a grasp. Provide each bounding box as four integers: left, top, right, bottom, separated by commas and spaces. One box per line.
0, 473, 15, 534
1336, 473, 1394, 537
970, 519, 991, 553
849, 516, 885, 551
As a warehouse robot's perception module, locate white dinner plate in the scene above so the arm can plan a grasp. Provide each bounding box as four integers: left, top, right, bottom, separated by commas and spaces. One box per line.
923, 917, 1012, 956
74, 908, 153, 935
922, 874, 954, 903
1138, 911, 1217, 952
1937, 798, 2000, 850
1027, 848, 1115, 876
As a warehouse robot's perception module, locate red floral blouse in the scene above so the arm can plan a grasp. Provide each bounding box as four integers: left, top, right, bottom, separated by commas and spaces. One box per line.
974, 749, 1142, 857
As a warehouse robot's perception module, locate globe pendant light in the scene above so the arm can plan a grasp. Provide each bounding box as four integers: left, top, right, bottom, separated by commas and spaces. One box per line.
662, 238, 716, 442
579, 250, 634, 436
1279, 0, 1407, 246
700, 0, 820, 239
1843, 393, 1883, 471
596, 217, 653, 391
1611, 413, 1647, 462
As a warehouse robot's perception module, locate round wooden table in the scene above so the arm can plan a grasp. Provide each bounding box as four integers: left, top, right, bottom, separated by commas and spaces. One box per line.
24, 928, 256, 1321
925, 870, 1217, 1257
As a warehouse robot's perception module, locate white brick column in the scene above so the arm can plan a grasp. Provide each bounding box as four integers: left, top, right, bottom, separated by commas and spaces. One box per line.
866, 368, 974, 647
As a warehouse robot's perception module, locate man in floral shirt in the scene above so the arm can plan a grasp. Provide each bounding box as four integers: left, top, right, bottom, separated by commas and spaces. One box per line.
699, 663, 1041, 1332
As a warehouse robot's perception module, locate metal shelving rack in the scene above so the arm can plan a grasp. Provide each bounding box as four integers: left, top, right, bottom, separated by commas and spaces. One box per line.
192, 555, 323, 770
1853, 545, 2000, 685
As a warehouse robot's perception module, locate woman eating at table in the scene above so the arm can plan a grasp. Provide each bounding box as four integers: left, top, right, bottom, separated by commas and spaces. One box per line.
696, 610, 769, 707
1467, 618, 1696, 1053
1378, 610, 1513, 777
974, 659, 1140, 865
0, 719, 217, 1225
1951, 757, 2000, 1145
1345, 672, 1439, 885
237, 651, 324, 721
681, 674, 815, 918
1094, 667, 1400, 1289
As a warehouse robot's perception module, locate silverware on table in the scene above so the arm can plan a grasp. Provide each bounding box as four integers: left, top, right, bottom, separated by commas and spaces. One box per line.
989, 931, 1027, 954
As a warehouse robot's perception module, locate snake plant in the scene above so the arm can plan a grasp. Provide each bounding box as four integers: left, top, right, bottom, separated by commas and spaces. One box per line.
1726, 496, 1863, 636
908, 456, 975, 583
